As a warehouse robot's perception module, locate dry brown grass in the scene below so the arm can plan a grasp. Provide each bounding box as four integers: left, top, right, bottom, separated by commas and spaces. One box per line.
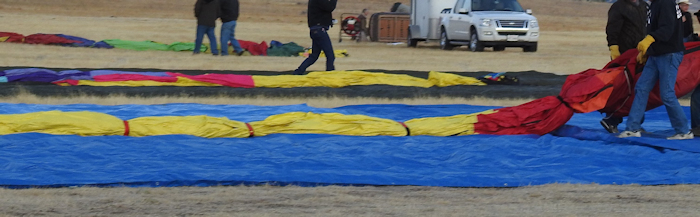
1, 0, 699, 216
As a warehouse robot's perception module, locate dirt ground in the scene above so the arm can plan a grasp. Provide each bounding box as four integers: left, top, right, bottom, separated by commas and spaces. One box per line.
1, 0, 700, 216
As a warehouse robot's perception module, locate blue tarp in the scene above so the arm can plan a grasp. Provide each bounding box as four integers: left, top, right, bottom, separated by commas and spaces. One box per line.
0, 103, 698, 188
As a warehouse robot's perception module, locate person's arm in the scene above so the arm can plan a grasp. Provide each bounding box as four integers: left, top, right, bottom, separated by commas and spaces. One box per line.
318, 0, 338, 12
605, 5, 623, 47
195, 0, 203, 18
648, 1, 680, 42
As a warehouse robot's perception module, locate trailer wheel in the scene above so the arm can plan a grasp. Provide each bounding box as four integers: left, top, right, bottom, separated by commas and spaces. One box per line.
440, 29, 453, 50
407, 29, 418, 48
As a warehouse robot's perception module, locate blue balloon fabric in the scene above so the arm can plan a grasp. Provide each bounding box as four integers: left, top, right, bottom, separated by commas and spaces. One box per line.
0, 103, 699, 188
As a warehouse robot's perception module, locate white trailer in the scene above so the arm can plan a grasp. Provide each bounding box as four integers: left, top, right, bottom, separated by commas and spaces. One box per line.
407, 0, 458, 47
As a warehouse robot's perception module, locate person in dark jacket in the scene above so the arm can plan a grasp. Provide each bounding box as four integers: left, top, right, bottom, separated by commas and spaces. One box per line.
220, 0, 244, 56
194, 0, 221, 55
618, 0, 693, 140
600, 0, 648, 133
293, 0, 338, 75
355, 8, 370, 42
678, 0, 693, 42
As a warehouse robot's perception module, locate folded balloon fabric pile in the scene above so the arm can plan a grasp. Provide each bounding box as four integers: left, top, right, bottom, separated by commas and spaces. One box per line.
0, 32, 345, 57
0, 108, 501, 138
1, 68, 487, 88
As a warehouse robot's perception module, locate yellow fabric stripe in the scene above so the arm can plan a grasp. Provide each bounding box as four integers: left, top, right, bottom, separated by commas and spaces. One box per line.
0, 36, 8, 42
249, 112, 407, 137
404, 110, 497, 136
0, 111, 124, 136
128, 116, 249, 138
428, 71, 486, 87
73, 77, 222, 87
253, 70, 434, 88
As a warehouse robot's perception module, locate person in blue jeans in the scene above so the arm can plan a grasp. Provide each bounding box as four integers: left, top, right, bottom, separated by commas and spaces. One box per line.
294, 0, 338, 75
220, 0, 243, 56
618, 0, 693, 140
193, 0, 220, 55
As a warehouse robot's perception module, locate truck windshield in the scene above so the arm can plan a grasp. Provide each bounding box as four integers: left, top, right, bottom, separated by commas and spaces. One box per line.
471, 0, 525, 12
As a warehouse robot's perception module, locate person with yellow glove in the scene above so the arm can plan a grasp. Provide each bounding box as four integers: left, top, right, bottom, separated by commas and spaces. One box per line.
618, 0, 693, 140
602, 0, 648, 133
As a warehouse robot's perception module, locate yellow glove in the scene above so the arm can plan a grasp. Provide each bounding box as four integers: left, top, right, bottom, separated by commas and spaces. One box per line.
636, 35, 655, 62
609, 45, 620, 60
636, 52, 648, 64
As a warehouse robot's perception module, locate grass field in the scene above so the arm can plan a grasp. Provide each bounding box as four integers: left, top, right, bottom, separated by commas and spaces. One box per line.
1, 0, 699, 216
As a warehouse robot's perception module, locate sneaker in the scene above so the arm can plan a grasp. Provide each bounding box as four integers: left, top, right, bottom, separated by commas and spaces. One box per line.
236, 51, 245, 56
600, 120, 619, 134
667, 132, 694, 140
617, 130, 641, 138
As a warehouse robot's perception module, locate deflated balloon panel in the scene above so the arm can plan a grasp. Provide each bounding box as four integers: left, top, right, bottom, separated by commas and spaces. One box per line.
0, 103, 698, 188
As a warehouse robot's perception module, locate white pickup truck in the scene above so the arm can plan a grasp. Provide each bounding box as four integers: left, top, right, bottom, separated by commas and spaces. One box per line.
408, 0, 539, 52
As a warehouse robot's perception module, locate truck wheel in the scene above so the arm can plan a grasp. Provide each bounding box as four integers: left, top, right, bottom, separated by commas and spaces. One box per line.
440, 29, 453, 50
407, 30, 418, 48
523, 43, 538, 52
493, 46, 505, 51
469, 31, 484, 52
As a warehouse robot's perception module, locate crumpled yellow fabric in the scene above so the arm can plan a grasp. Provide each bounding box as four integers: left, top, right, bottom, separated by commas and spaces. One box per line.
254, 71, 434, 88
0, 111, 124, 136
128, 115, 250, 138
299, 49, 349, 58
428, 71, 486, 87
249, 112, 407, 137
0, 36, 8, 42
67, 77, 222, 87
405, 110, 497, 136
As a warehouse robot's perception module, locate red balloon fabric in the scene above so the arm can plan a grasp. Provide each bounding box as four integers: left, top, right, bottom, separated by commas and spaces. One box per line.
475, 42, 700, 136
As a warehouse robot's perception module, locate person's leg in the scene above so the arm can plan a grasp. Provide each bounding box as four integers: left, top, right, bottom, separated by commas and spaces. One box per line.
206, 26, 218, 55
294, 29, 322, 75
600, 116, 622, 133
657, 52, 690, 135
228, 21, 243, 54
220, 21, 232, 56
691, 85, 700, 129
194, 25, 207, 54
624, 56, 660, 132
317, 28, 336, 71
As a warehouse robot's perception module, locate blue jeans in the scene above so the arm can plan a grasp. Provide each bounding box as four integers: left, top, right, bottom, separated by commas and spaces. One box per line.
220, 20, 243, 55
294, 26, 336, 75
691, 85, 700, 129
195, 25, 218, 55
626, 52, 689, 134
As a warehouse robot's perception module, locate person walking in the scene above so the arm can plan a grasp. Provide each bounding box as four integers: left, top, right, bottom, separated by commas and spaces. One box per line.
293, 0, 338, 75
600, 0, 648, 133
618, 0, 693, 140
220, 0, 244, 56
193, 0, 221, 55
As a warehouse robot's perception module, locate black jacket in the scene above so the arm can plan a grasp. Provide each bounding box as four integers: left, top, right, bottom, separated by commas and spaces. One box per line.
606, 0, 648, 53
195, 0, 221, 27
220, 0, 239, 23
307, 0, 337, 27
647, 0, 685, 56
683, 11, 693, 38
